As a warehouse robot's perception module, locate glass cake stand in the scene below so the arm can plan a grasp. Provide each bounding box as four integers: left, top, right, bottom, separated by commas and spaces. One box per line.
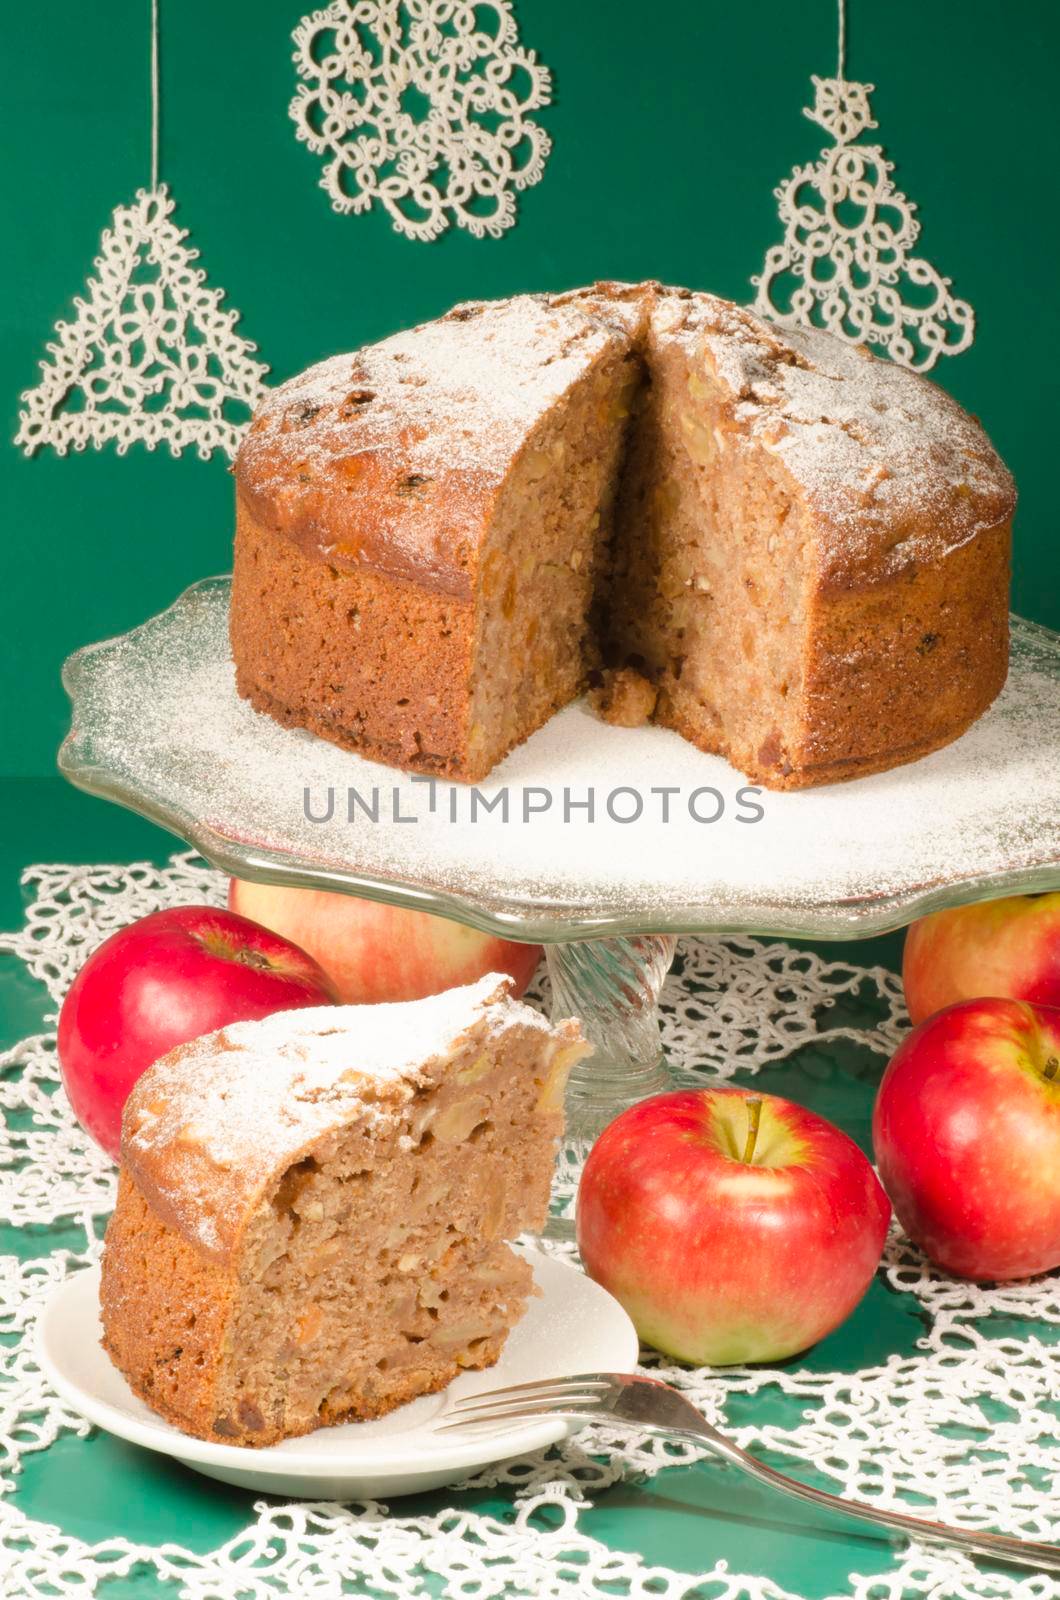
59, 578, 1060, 1206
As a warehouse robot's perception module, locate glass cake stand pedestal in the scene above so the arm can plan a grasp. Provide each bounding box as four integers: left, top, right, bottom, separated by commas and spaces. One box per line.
59, 580, 1060, 1233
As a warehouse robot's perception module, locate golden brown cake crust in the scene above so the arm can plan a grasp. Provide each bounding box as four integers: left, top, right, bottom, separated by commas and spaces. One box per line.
231, 282, 1015, 790
230, 499, 480, 777
234, 295, 628, 599
682, 296, 1014, 593
117, 977, 536, 1265
100, 979, 587, 1447
100, 1173, 508, 1446
656, 518, 1012, 789
100, 1169, 236, 1438
236, 281, 1015, 598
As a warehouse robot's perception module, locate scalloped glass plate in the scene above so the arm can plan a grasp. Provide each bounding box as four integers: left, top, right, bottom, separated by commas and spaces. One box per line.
60, 578, 1060, 942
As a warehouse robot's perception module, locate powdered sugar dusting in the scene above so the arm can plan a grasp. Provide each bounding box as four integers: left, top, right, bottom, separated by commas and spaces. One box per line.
237, 296, 619, 523
234, 292, 629, 595
236, 282, 1013, 596
689, 298, 1014, 580
122, 974, 548, 1257
64, 582, 1060, 939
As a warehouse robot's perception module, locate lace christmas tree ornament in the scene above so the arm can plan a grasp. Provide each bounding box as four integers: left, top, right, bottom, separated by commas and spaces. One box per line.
15, 0, 268, 461
290, 0, 553, 241
15, 187, 269, 462
752, 5, 975, 372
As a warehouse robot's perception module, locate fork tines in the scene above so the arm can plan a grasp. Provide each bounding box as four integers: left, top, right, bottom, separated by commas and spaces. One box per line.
451, 1375, 611, 1409
436, 1373, 611, 1431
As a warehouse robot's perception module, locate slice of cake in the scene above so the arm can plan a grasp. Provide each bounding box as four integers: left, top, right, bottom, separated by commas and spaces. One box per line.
99, 976, 586, 1447
601, 291, 1014, 787
231, 293, 641, 782
232, 282, 1014, 789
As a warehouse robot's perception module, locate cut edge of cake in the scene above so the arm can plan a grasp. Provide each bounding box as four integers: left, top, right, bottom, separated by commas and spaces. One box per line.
231, 282, 1015, 790
100, 975, 589, 1446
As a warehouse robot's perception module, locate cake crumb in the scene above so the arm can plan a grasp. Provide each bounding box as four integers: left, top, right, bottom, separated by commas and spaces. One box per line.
590, 666, 658, 727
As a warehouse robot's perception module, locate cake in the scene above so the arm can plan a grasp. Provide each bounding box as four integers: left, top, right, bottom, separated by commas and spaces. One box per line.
231, 282, 1015, 789
99, 976, 587, 1447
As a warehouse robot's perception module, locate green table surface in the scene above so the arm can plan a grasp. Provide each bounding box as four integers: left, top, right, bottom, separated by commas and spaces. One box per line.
0, 776, 1008, 1600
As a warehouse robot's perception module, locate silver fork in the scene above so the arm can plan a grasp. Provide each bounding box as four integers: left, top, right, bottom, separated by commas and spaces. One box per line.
437, 1372, 1060, 1575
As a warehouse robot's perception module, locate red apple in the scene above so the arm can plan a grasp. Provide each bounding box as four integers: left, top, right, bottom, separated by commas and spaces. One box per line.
57, 906, 337, 1159
873, 997, 1060, 1281
903, 894, 1060, 1026
576, 1087, 890, 1365
228, 877, 541, 1005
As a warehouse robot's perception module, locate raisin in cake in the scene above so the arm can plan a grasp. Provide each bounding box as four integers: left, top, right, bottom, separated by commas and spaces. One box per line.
232, 282, 1015, 789
100, 976, 587, 1447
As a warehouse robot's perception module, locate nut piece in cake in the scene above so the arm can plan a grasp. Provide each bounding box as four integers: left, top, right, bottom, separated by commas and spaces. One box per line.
99, 976, 588, 1447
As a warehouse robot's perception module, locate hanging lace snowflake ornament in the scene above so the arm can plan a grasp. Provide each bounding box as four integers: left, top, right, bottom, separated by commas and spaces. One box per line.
752, 73, 975, 371
15, 185, 269, 461
290, 1, 553, 241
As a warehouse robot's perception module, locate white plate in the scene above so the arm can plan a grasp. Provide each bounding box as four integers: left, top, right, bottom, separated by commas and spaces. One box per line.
37, 1245, 638, 1498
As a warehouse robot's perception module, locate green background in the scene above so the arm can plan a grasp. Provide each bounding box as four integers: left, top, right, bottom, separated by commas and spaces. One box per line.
1, 0, 1058, 777
0, 6, 1058, 1589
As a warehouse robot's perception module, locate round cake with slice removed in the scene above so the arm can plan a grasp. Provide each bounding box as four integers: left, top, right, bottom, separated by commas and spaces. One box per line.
99, 976, 587, 1447
231, 282, 1015, 789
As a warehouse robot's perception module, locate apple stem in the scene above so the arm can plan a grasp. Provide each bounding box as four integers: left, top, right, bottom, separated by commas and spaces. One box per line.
742, 1097, 763, 1164
234, 947, 273, 972
1045, 1057, 1059, 1081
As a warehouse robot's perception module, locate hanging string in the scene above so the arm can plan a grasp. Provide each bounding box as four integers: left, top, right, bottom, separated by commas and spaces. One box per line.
150, 0, 160, 190
837, 0, 846, 83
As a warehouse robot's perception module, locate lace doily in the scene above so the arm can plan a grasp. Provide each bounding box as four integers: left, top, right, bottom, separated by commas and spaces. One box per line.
15, 186, 269, 463
2, 853, 1058, 1599
752, 3, 974, 371
290, 1, 553, 240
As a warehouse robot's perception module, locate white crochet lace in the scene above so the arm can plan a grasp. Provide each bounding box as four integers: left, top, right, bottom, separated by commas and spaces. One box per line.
752, 71, 974, 372
290, 1, 553, 240
2, 853, 1058, 1598
14, 185, 269, 462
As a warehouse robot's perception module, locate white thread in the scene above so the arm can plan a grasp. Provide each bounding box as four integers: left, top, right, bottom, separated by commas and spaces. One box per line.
837, 0, 845, 81
150, 0, 160, 191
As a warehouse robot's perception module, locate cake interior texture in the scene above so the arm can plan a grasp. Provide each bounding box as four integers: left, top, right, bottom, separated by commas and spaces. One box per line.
604, 318, 814, 782
467, 341, 640, 777
232, 283, 1014, 788
100, 978, 586, 1447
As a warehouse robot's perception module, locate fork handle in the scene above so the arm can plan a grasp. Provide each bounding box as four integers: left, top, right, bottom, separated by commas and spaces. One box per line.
677, 1425, 1060, 1575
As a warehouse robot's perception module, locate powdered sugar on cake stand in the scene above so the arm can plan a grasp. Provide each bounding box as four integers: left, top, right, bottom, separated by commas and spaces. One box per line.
60, 578, 1059, 936
59, 578, 1060, 1174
